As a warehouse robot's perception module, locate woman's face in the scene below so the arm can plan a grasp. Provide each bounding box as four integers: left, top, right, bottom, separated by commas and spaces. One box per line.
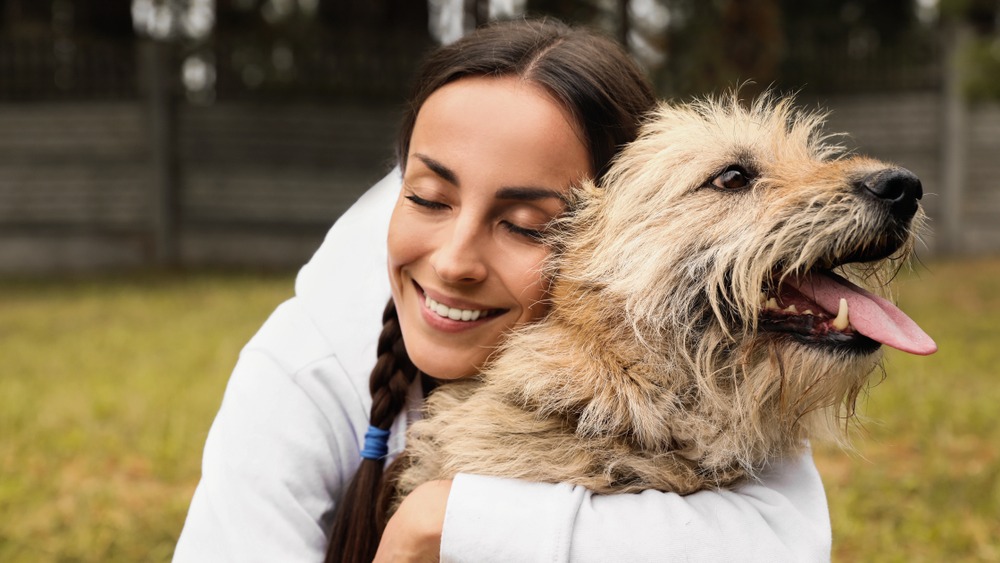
387, 76, 591, 380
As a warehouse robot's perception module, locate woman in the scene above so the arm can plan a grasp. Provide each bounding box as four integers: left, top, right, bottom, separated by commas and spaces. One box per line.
174, 19, 831, 563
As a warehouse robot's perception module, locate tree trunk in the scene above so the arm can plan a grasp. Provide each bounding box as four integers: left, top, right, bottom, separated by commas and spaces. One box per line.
618, 0, 630, 50
465, 0, 489, 29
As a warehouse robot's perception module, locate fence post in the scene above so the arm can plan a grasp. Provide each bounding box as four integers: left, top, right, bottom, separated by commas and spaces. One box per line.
940, 21, 969, 255
141, 39, 180, 267
618, 0, 630, 51
465, 0, 488, 29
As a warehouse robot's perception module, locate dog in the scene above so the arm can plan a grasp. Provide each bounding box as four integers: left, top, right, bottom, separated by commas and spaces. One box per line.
391, 93, 937, 501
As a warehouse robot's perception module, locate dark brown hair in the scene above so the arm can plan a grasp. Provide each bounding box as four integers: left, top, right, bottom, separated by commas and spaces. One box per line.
325, 17, 655, 563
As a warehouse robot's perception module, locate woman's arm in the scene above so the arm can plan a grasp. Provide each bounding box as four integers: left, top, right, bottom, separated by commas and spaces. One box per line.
438, 448, 830, 562
172, 300, 375, 562
173, 353, 334, 561
379, 446, 829, 563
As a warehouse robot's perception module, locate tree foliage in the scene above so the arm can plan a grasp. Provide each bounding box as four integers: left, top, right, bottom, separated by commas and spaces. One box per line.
4, 0, 1000, 101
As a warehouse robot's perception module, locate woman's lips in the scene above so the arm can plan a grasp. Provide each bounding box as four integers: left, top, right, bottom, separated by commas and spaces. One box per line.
414, 281, 506, 331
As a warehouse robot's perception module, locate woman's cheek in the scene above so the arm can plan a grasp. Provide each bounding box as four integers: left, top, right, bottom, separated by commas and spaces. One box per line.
387, 212, 422, 272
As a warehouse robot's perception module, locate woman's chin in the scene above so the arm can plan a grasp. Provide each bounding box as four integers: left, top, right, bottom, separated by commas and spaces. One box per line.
410, 349, 480, 381
400, 300, 509, 381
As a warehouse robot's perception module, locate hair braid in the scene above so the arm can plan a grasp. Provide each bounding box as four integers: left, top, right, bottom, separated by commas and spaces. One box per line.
325, 299, 419, 563
368, 301, 417, 430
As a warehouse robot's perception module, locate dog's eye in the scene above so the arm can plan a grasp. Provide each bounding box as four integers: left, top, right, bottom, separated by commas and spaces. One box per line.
712, 166, 754, 190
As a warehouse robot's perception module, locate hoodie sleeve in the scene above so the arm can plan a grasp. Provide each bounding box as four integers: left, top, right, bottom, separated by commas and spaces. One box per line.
172, 351, 340, 562
171, 299, 379, 563
440, 447, 830, 563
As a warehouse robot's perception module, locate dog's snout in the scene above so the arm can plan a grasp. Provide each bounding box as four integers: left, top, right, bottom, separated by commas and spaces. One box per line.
859, 168, 923, 220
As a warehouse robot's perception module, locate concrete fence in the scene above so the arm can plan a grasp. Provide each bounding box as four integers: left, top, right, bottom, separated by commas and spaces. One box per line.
0, 101, 398, 273
0, 91, 997, 274
819, 92, 1000, 255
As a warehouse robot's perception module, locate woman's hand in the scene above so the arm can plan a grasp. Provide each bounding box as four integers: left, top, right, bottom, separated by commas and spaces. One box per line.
374, 479, 452, 563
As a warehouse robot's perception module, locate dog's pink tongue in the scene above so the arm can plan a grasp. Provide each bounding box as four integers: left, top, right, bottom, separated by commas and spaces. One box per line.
791, 272, 937, 355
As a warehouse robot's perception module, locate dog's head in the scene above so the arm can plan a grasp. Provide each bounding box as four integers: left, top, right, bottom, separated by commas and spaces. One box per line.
551, 93, 936, 455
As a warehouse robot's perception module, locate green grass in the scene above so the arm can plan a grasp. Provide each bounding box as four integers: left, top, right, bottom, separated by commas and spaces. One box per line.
815, 258, 1000, 562
0, 272, 295, 562
0, 260, 997, 562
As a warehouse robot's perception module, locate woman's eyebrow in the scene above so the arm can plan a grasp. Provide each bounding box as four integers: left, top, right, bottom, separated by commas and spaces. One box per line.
496, 186, 569, 204
413, 153, 458, 185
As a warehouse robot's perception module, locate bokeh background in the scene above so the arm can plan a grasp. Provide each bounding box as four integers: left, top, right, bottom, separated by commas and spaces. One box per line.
0, 1, 997, 561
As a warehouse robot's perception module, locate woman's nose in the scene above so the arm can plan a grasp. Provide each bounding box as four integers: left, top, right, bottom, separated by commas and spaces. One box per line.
430, 223, 488, 283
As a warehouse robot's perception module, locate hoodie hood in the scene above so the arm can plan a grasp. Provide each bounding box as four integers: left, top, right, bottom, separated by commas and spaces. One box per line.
295, 168, 402, 387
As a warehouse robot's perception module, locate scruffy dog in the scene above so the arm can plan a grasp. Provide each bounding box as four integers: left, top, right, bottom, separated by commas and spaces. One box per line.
392, 93, 937, 501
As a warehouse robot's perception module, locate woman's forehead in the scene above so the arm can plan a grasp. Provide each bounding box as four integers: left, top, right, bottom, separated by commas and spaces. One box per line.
407, 76, 592, 188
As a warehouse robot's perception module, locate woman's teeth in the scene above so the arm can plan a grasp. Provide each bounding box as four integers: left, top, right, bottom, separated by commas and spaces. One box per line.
425, 295, 488, 321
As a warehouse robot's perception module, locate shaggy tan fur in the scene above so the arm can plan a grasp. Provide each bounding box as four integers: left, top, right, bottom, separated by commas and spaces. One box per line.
392, 93, 926, 501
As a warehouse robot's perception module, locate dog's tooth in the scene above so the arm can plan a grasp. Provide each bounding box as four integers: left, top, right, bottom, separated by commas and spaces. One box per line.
766, 297, 779, 310
802, 309, 814, 315
784, 304, 798, 313
832, 298, 850, 331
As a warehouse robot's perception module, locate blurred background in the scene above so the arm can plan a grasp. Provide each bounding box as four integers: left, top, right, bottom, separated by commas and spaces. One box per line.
0, 1, 998, 562
0, 0, 998, 272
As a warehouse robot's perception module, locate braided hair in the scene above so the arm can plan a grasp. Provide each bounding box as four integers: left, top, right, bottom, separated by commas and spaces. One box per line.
325, 300, 417, 563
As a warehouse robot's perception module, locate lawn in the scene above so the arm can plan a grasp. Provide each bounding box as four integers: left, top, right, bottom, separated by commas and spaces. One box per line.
814, 258, 1000, 562
0, 272, 295, 561
0, 259, 997, 561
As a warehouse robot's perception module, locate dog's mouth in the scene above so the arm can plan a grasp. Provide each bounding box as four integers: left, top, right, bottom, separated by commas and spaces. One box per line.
758, 269, 936, 356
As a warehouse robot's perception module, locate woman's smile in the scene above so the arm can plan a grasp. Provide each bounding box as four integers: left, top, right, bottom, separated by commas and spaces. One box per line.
415, 281, 507, 333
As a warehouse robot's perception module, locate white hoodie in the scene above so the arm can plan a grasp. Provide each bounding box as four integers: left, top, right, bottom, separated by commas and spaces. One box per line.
173, 170, 832, 562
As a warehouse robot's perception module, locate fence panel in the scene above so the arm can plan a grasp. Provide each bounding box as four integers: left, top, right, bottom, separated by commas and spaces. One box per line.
963, 104, 1000, 252
0, 96, 998, 272
0, 103, 148, 228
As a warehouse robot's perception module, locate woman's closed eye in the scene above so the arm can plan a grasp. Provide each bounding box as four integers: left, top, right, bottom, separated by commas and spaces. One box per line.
502, 207, 556, 242
405, 193, 449, 211
502, 221, 544, 241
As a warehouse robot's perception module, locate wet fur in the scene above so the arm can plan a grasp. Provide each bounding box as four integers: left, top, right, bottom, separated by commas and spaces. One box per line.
393, 93, 925, 500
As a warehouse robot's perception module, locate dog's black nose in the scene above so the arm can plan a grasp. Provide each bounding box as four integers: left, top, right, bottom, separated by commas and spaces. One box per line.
860, 168, 923, 221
